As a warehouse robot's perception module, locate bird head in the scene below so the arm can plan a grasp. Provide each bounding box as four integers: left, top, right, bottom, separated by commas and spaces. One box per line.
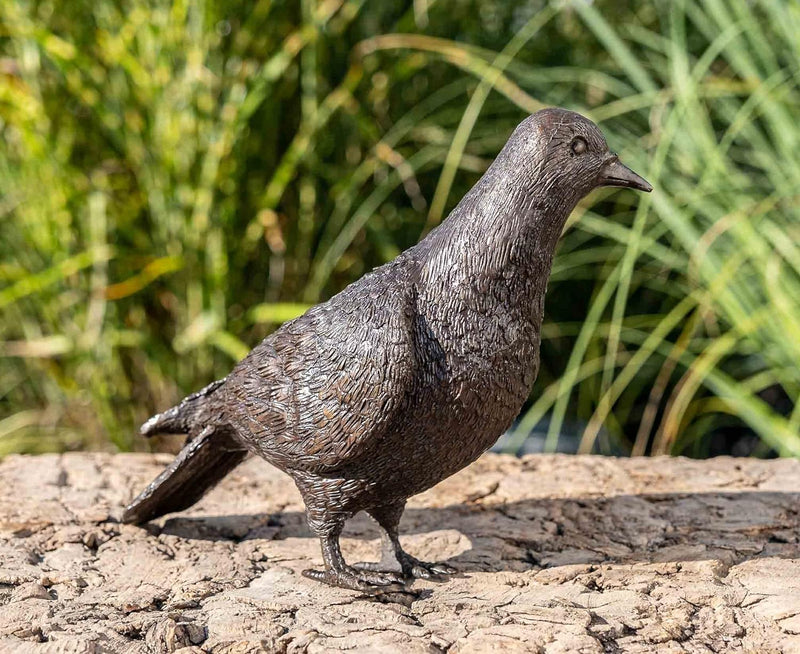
498, 107, 652, 205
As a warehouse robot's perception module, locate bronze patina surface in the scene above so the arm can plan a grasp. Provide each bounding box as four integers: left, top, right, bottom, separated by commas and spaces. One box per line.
123, 108, 652, 592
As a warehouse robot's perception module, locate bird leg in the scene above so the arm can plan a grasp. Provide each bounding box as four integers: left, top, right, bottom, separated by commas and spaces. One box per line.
302, 519, 406, 592
354, 501, 457, 579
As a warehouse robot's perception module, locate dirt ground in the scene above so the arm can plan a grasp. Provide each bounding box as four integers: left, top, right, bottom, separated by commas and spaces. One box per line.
1, 452, 799, 653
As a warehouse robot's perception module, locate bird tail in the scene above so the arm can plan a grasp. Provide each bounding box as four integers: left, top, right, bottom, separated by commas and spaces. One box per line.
122, 378, 248, 524
139, 377, 227, 437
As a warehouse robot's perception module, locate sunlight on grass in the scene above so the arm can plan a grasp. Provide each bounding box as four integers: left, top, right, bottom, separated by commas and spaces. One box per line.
1, 0, 798, 457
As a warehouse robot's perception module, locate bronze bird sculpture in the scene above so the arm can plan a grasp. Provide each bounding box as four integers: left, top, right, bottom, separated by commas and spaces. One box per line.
123, 108, 652, 592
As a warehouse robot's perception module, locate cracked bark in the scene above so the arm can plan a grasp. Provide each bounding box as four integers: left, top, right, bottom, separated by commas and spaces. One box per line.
1, 453, 799, 653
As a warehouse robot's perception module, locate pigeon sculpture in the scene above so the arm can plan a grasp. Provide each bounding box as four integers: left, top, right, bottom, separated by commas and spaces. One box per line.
123, 108, 652, 592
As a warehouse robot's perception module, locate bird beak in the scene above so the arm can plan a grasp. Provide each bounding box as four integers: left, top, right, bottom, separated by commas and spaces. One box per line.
598, 155, 652, 193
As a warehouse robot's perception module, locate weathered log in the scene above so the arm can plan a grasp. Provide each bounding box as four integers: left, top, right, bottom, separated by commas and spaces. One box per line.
1, 452, 799, 652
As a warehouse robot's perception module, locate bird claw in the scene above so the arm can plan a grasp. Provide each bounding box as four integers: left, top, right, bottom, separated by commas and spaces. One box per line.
400, 554, 457, 579
354, 554, 456, 580
302, 566, 407, 593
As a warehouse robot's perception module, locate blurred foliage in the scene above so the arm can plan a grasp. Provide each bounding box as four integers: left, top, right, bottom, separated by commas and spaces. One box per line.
1, 0, 799, 457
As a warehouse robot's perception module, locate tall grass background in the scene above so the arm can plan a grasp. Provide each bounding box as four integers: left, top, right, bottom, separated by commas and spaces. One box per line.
1, 0, 798, 458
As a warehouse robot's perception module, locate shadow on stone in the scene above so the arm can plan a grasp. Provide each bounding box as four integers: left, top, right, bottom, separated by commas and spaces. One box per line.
158, 491, 800, 573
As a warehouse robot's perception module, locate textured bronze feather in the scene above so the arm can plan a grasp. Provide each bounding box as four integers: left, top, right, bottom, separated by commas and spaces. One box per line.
123, 108, 652, 592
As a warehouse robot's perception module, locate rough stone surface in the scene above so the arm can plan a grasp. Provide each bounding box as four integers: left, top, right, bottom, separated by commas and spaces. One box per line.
0, 453, 799, 653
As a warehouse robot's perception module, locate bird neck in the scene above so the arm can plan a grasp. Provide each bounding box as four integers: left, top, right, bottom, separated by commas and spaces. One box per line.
420, 177, 576, 302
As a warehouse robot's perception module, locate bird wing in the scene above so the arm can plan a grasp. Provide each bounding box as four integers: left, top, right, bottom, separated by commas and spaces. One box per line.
224, 259, 420, 474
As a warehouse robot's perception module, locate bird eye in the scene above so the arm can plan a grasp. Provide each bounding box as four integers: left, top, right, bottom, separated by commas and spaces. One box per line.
571, 137, 588, 155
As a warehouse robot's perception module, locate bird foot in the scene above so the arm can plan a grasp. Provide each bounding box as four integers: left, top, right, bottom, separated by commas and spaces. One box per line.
398, 553, 457, 579
302, 565, 406, 593
354, 552, 456, 579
